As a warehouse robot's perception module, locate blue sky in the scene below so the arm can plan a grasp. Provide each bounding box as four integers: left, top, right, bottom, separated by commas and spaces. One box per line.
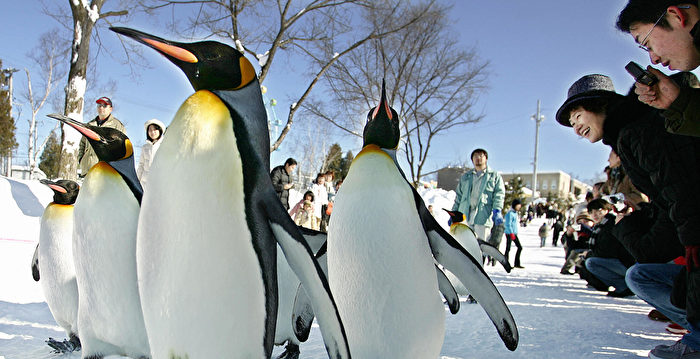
1, 1, 691, 184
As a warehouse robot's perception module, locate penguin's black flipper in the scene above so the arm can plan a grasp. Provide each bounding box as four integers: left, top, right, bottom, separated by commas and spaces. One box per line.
31, 243, 40, 281
264, 197, 351, 359
421, 201, 518, 351
290, 245, 329, 342
296, 226, 327, 255
477, 239, 512, 273
435, 264, 460, 314
291, 284, 314, 342
276, 342, 300, 359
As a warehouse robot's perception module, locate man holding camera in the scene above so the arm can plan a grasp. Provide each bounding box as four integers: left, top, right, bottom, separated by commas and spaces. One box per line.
270, 158, 297, 210
617, 1, 700, 136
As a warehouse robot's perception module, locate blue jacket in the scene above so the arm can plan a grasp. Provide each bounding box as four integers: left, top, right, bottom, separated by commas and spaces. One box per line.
451, 166, 505, 227
504, 209, 519, 235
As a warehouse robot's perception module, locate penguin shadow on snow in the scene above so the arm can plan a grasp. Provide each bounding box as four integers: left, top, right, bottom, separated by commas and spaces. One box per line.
0, 301, 68, 358
7, 180, 45, 217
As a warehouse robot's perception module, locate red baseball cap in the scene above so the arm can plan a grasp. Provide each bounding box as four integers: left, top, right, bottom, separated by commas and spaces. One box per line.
96, 97, 112, 106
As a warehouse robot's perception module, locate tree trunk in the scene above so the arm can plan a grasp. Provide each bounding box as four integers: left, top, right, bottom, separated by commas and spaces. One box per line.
57, 0, 104, 180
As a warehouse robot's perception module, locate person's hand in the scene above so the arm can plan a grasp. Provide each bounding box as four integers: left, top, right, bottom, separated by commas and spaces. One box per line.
614, 206, 634, 224
634, 67, 680, 110
284, 183, 294, 190
492, 209, 504, 226
686, 245, 700, 271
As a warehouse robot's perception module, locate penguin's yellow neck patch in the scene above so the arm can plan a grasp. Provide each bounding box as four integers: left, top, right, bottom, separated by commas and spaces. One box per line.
356, 144, 391, 160
173, 91, 233, 152
89, 161, 120, 177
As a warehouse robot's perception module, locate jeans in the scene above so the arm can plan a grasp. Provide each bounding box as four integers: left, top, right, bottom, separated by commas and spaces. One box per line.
585, 257, 628, 292
626, 263, 700, 350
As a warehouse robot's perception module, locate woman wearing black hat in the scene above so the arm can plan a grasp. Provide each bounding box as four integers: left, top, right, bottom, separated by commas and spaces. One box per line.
557, 73, 700, 358
504, 199, 524, 269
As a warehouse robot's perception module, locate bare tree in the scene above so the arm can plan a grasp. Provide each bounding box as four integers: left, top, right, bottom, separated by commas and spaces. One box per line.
22, 31, 66, 179
138, 0, 432, 152
306, 1, 489, 186
289, 116, 332, 187
40, 0, 136, 180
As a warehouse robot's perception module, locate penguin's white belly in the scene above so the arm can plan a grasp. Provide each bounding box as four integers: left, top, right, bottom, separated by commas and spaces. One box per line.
137, 91, 265, 358
39, 205, 78, 336
73, 165, 149, 357
328, 150, 445, 358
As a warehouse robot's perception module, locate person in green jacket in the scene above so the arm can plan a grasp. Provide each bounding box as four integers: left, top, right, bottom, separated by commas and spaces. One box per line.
451, 148, 505, 242
77, 97, 126, 177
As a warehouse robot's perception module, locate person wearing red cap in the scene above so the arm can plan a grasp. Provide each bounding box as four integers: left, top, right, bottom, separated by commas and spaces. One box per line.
77, 97, 126, 177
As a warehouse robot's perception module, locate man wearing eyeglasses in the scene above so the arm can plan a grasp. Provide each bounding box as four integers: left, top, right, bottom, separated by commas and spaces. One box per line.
617, 2, 700, 137
77, 97, 126, 177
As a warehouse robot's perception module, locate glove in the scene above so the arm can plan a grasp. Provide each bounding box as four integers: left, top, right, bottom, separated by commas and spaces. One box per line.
686, 245, 700, 271
492, 209, 504, 226
508, 233, 516, 241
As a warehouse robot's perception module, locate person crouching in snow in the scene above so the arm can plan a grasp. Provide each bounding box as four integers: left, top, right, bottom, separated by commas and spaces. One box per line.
136, 118, 166, 189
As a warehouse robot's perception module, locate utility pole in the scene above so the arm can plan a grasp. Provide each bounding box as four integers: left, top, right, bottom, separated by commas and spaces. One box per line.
531, 100, 545, 200
2, 68, 19, 177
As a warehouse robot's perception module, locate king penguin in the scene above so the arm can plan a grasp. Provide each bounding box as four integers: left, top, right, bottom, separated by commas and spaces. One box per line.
32, 179, 81, 352
442, 209, 511, 298
45, 114, 149, 359
326, 81, 518, 358
110, 27, 349, 359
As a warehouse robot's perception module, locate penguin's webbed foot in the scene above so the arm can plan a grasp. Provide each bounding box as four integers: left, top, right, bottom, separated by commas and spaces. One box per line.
276, 342, 300, 359
46, 336, 81, 353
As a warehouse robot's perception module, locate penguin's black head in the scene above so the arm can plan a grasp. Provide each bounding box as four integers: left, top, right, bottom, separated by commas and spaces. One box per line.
46, 114, 134, 163
443, 209, 466, 224
40, 179, 80, 205
363, 79, 400, 149
110, 27, 257, 92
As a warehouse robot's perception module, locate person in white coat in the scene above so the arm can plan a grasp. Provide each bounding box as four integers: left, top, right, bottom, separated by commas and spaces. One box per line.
310, 173, 328, 229
136, 118, 166, 188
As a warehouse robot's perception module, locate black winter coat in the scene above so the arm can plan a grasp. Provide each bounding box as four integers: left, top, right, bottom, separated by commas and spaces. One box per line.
589, 214, 635, 267
612, 202, 684, 263
602, 97, 700, 248
270, 165, 292, 209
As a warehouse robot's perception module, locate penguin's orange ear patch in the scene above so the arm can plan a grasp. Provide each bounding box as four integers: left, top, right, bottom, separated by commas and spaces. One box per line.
123, 139, 134, 159
235, 57, 256, 90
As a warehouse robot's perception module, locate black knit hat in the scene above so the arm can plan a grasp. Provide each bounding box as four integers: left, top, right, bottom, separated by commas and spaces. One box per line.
556, 74, 624, 127
511, 199, 522, 208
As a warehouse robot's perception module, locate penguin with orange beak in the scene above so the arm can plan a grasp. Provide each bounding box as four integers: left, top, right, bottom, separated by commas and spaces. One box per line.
46, 113, 149, 359
110, 27, 349, 359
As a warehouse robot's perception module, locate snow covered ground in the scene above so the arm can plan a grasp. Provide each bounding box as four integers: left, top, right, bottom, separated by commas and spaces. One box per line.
0, 176, 681, 358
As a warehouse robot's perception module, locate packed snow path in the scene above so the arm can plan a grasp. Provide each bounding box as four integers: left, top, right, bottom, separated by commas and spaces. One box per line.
0, 177, 680, 358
